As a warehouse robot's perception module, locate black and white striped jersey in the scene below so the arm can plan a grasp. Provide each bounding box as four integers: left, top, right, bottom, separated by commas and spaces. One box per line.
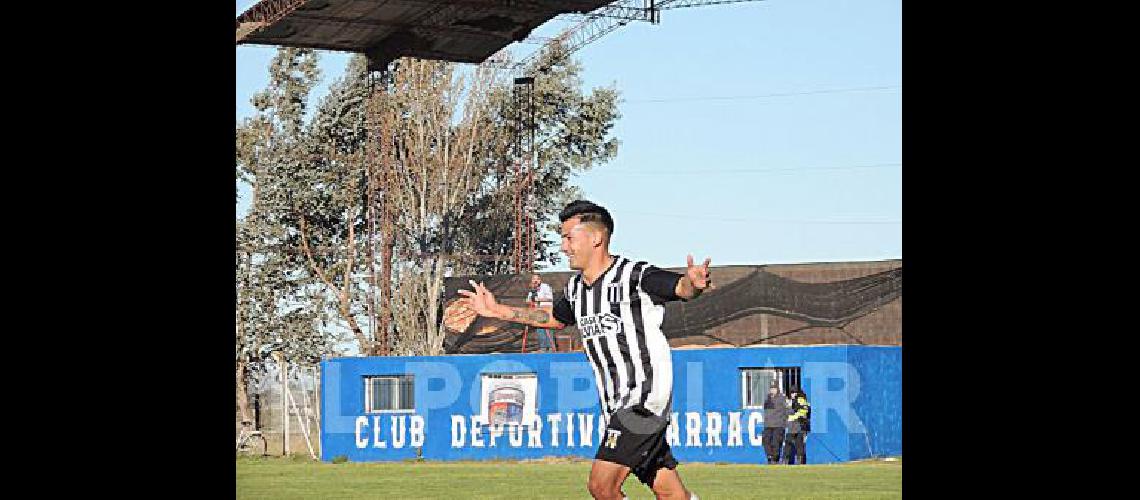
551, 255, 684, 418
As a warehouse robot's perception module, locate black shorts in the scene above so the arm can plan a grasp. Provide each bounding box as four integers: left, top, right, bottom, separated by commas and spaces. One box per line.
595, 406, 678, 486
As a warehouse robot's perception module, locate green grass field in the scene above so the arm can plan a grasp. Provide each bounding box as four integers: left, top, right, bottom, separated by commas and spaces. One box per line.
237, 456, 901, 499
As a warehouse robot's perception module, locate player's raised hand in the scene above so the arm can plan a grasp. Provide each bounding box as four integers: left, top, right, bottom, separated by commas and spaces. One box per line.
685, 254, 713, 290
457, 280, 500, 317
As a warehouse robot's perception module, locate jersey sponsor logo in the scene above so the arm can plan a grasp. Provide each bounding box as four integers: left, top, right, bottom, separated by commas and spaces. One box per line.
579, 312, 623, 340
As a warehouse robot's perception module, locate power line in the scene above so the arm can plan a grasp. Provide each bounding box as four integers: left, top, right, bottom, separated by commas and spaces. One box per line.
625, 85, 901, 104
619, 210, 900, 225
589, 162, 900, 176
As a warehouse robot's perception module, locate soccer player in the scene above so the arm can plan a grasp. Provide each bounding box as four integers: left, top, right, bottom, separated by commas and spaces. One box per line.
458, 200, 710, 500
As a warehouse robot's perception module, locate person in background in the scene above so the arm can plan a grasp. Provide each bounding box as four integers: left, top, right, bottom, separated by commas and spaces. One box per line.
783, 386, 811, 465
761, 383, 788, 464
526, 273, 556, 352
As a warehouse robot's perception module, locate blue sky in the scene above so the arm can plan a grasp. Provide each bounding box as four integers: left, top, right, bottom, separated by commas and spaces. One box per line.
236, 0, 901, 271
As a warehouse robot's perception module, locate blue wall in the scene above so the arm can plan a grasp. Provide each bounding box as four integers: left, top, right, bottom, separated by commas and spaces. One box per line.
320, 345, 900, 464
847, 346, 903, 459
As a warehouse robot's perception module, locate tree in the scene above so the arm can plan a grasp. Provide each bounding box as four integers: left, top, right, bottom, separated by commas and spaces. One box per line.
287, 54, 379, 355
237, 45, 622, 358
376, 59, 513, 355
235, 47, 344, 422
458, 43, 621, 274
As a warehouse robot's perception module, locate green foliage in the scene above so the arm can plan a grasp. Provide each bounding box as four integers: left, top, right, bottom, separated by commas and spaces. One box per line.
237, 46, 621, 357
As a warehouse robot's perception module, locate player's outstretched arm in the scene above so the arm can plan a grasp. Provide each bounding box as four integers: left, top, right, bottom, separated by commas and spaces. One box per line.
457, 280, 566, 329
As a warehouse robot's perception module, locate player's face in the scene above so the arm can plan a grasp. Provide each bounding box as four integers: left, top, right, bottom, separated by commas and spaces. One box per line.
560, 218, 593, 270
530, 275, 540, 287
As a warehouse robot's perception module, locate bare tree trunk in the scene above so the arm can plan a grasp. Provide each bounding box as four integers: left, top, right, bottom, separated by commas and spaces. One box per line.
378, 105, 395, 357
426, 255, 447, 355
297, 215, 372, 355
236, 360, 252, 427
378, 206, 394, 355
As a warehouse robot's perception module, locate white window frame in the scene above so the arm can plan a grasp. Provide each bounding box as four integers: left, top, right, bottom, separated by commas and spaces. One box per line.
364, 375, 415, 414
740, 367, 799, 409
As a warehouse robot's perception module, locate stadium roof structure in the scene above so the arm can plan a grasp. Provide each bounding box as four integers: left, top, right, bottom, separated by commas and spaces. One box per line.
236, 0, 615, 71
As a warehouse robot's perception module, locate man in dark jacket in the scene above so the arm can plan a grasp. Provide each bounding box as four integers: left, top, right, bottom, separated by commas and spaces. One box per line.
761, 384, 788, 464
783, 387, 811, 465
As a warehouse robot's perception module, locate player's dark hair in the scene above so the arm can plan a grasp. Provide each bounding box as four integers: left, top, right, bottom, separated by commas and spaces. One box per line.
559, 200, 614, 237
